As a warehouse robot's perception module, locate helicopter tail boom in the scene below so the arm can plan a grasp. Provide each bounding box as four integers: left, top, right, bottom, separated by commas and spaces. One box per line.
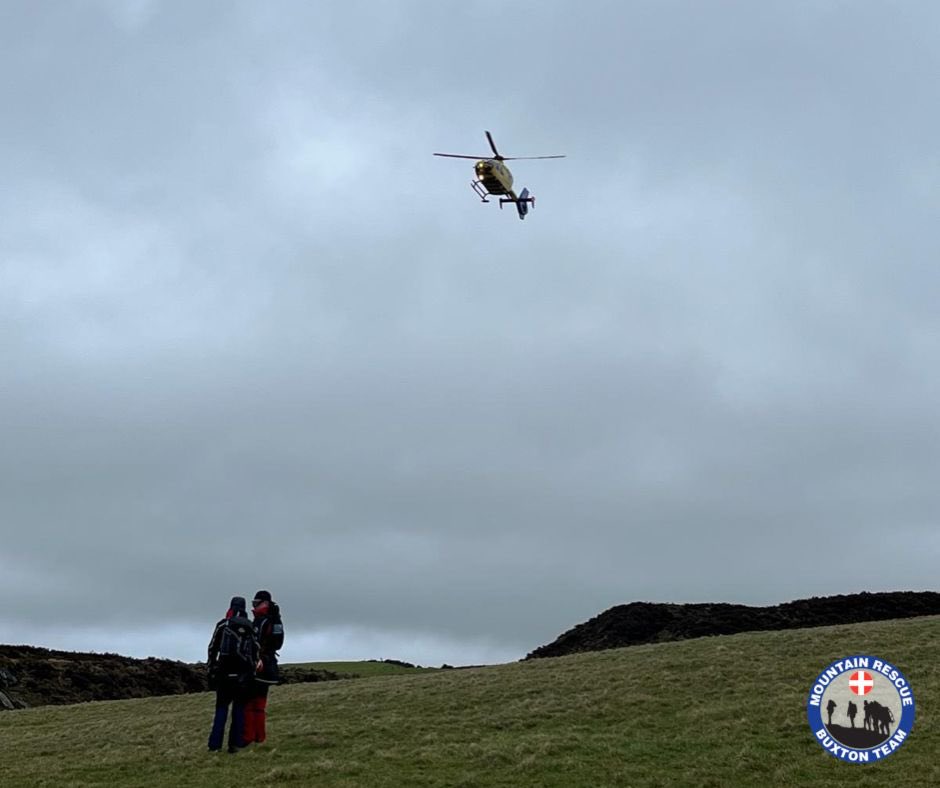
499, 187, 534, 220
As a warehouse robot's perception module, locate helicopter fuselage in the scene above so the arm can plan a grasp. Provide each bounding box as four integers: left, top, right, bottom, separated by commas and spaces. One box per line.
474, 159, 514, 195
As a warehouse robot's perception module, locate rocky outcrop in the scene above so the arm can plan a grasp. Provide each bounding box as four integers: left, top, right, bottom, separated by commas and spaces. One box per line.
526, 591, 940, 659
0, 645, 340, 709
0, 645, 208, 708
0, 666, 29, 710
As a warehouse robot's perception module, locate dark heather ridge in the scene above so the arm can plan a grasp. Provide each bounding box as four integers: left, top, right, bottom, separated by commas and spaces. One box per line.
0, 645, 339, 709
525, 591, 940, 659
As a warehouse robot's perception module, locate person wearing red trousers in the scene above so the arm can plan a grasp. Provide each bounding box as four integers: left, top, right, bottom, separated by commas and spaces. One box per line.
243, 589, 282, 744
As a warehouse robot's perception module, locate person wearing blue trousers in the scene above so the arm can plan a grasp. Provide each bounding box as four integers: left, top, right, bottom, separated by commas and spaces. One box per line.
206, 596, 259, 753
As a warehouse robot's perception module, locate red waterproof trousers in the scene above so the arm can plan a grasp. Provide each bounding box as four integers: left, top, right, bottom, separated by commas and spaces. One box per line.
242, 696, 267, 744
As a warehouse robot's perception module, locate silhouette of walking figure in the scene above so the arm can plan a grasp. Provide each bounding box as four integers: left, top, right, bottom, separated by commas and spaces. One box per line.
867, 701, 893, 736
847, 700, 858, 729
863, 700, 872, 731
826, 698, 836, 726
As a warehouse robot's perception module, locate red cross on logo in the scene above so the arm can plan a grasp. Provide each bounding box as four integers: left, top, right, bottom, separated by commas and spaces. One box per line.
849, 671, 874, 695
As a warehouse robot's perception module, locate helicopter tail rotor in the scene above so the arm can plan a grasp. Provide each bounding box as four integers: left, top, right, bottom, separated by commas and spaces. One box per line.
516, 187, 532, 220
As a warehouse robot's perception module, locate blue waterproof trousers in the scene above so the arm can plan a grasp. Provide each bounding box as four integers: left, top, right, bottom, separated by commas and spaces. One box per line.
208, 679, 250, 752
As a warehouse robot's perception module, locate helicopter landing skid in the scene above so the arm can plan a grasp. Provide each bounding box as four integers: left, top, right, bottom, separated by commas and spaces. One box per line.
470, 180, 490, 202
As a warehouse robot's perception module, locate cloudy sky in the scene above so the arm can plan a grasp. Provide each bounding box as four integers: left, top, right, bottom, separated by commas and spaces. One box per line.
2, 1, 939, 666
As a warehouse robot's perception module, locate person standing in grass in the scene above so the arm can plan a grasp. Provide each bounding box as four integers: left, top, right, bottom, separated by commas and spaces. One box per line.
206, 596, 260, 753
243, 589, 284, 744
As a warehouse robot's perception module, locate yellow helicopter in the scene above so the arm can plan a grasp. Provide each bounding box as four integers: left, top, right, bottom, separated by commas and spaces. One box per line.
434, 131, 565, 220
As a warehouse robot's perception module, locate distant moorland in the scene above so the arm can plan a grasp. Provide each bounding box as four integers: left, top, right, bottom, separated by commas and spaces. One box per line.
1, 614, 937, 786
3, 590, 938, 711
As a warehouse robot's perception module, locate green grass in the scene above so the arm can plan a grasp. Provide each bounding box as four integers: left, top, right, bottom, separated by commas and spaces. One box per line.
3, 616, 938, 787
294, 660, 438, 678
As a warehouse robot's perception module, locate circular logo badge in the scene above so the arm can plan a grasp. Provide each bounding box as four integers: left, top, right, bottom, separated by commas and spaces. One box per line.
807, 655, 915, 763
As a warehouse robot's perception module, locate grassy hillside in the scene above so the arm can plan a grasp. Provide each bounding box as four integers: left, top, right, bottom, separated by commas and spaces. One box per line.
3, 616, 938, 787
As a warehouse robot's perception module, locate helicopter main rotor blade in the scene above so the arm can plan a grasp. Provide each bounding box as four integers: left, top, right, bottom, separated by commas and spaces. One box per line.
502, 155, 567, 160
433, 153, 489, 159
485, 130, 501, 159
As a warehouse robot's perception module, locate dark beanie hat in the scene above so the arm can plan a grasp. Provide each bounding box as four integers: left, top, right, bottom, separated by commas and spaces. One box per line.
253, 590, 272, 603
229, 596, 247, 614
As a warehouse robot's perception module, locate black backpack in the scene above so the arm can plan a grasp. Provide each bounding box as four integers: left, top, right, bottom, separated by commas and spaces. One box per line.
216, 617, 256, 675
260, 603, 285, 653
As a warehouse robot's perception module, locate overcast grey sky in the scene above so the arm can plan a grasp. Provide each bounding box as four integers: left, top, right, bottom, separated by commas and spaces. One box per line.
2, 1, 938, 666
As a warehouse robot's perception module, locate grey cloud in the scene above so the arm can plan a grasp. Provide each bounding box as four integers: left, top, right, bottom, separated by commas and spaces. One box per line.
2, 2, 939, 664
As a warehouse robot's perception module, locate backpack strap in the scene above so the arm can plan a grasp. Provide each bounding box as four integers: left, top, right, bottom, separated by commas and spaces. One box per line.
207, 618, 227, 666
